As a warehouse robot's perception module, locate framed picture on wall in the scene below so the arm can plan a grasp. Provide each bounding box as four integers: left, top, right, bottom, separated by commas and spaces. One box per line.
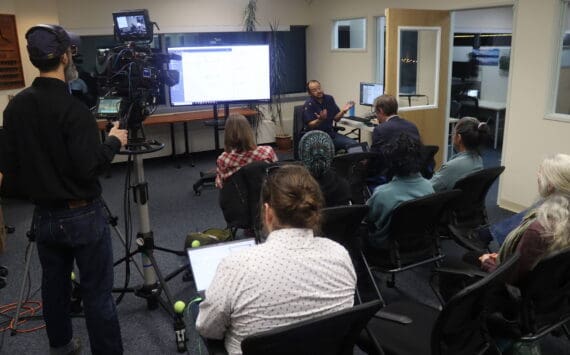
0, 14, 25, 90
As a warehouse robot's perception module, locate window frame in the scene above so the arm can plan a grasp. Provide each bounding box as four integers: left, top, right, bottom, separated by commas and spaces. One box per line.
331, 17, 367, 52
546, 0, 570, 122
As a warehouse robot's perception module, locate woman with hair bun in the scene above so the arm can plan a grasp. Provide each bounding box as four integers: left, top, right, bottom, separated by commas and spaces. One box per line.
430, 116, 490, 191
197, 165, 356, 355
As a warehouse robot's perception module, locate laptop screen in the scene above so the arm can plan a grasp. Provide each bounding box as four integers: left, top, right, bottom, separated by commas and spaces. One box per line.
187, 238, 256, 293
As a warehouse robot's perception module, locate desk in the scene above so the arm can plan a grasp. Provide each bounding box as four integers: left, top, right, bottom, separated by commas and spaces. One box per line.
478, 100, 506, 150
339, 117, 376, 146
97, 108, 257, 159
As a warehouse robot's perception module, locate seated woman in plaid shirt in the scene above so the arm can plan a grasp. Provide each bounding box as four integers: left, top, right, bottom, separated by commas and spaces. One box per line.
215, 114, 278, 188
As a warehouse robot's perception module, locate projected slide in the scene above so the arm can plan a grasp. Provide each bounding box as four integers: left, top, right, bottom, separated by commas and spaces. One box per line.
168, 45, 270, 106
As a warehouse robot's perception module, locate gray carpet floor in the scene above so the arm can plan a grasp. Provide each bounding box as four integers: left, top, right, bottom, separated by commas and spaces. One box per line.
0, 147, 568, 354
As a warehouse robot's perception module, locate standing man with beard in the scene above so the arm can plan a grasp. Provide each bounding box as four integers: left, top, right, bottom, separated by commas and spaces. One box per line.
1, 25, 126, 354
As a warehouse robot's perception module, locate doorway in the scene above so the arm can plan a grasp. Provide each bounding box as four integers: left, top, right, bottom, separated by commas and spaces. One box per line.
449, 6, 513, 162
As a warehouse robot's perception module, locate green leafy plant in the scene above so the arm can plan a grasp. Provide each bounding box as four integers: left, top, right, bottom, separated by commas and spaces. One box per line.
268, 20, 287, 136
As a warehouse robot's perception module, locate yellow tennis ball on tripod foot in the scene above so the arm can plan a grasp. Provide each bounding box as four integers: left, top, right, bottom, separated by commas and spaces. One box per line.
71, 272, 76, 281
191, 240, 201, 248
174, 300, 186, 314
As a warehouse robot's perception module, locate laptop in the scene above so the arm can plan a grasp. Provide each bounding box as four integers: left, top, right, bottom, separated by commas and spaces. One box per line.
346, 142, 369, 153
96, 97, 122, 118
186, 238, 256, 297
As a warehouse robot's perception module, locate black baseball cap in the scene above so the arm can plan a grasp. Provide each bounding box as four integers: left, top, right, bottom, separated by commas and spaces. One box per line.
25, 24, 80, 61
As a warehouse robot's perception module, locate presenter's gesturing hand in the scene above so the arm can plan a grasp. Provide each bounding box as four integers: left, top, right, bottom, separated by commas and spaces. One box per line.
315, 109, 328, 122
109, 121, 128, 147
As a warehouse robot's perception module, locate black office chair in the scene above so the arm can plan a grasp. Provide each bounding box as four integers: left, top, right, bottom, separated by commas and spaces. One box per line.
420, 145, 439, 179
445, 166, 506, 251
218, 161, 277, 242
365, 190, 462, 287
449, 100, 462, 118
241, 301, 383, 355
456, 94, 480, 119
331, 152, 382, 204
321, 205, 383, 304
202, 301, 383, 355
518, 248, 570, 343
292, 105, 305, 160
364, 253, 520, 355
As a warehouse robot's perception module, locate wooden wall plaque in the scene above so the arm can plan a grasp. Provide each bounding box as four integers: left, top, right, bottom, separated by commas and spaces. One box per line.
0, 14, 25, 90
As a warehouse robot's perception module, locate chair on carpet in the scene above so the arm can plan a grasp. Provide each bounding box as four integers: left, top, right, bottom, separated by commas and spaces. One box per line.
218, 161, 277, 241
517, 248, 570, 344
203, 301, 383, 355
241, 300, 383, 355
321, 205, 383, 304
331, 152, 382, 204
445, 166, 506, 251
365, 189, 462, 287
363, 253, 520, 355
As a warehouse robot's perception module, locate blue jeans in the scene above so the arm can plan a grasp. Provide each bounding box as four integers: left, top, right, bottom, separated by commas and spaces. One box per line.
331, 133, 357, 151
33, 199, 123, 354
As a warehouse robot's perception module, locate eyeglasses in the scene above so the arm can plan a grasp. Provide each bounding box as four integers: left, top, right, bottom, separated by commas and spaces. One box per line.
70, 45, 78, 57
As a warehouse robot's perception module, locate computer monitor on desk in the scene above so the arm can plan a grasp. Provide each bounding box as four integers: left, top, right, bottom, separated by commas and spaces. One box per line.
359, 82, 384, 106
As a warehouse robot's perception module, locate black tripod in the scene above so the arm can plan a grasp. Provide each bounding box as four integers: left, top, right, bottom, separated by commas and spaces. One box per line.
110, 125, 189, 352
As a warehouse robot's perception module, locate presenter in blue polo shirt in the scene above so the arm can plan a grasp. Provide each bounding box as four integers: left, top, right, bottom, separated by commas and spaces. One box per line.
302, 80, 356, 151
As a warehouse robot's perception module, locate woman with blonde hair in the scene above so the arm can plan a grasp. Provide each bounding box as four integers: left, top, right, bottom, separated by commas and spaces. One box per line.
215, 114, 277, 188
477, 154, 570, 282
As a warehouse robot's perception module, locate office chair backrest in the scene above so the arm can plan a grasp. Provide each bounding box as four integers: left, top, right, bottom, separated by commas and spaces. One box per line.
449, 166, 505, 228
450, 100, 462, 118
431, 252, 520, 355
219, 161, 275, 235
321, 205, 383, 304
241, 300, 382, 355
321, 205, 369, 247
331, 152, 382, 204
420, 145, 439, 179
293, 104, 305, 160
519, 247, 570, 335
457, 94, 480, 119
389, 190, 462, 255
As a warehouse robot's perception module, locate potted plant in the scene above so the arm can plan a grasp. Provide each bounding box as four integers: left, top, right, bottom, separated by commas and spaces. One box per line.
243, 2, 292, 151
268, 20, 292, 151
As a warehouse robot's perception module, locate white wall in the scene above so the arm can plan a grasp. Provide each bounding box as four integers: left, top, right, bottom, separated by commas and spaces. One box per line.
0, 0, 60, 125
499, 0, 570, 211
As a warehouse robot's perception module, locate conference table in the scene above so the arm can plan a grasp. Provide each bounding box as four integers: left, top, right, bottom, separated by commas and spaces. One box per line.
97, 107, 258, 159
478, 100, 506, 150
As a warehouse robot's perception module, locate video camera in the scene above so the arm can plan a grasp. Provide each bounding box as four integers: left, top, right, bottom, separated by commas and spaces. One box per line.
96, 9, 180, 130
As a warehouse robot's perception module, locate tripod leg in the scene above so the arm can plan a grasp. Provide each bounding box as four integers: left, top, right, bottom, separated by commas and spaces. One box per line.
11, 236, 35, 335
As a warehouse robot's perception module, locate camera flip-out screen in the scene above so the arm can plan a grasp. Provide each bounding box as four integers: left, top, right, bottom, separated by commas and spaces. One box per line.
96, 97, 122, 118
113, 9, 153, 42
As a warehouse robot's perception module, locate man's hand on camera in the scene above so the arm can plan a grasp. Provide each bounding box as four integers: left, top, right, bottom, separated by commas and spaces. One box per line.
108, 121, 128, 147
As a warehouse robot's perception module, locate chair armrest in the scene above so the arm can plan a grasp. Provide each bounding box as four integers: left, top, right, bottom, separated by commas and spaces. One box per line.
202, 337, 228, 355
434, 265, 487, 278
374, 310, 413, 324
